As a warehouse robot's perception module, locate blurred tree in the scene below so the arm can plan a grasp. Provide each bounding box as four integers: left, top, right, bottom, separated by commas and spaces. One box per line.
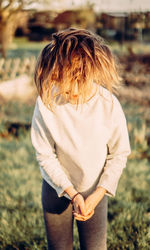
128, 13, 146, 41
0, 0, 23, 57
0, 0, 49, 58
145, 12, 150, 29
53, 8, 96, 31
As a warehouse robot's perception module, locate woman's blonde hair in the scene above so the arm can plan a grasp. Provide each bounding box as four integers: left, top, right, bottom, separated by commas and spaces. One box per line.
34, 28, 120, 109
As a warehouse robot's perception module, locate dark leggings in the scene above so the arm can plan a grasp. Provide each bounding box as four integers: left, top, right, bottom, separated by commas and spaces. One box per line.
42, 179, 108, 250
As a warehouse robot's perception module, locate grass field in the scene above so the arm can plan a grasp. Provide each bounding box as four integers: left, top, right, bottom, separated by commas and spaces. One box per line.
0, 38, 150, 249
1, 37, 150, 59
0, 99, 150, 250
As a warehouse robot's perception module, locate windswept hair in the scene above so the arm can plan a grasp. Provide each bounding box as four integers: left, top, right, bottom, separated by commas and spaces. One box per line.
34, 28, 120, 109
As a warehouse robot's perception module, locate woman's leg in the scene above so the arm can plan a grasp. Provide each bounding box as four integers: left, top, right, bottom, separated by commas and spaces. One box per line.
41, 179, 74, 250
76, 195, 108, 250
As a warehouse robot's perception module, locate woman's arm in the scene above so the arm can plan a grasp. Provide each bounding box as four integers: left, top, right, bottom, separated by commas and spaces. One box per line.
76, 97, 131, 219
97, 97, 131, 197
84, 186, 107, 216
65, 186, 86, 215
31, 104, 74, 198
31, 101, 96, 219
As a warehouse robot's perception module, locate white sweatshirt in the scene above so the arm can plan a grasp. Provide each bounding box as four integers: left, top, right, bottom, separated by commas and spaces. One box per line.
31, 86, 131, 199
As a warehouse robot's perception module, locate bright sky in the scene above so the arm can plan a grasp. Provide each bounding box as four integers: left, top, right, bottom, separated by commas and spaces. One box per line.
29, 0, 150, 12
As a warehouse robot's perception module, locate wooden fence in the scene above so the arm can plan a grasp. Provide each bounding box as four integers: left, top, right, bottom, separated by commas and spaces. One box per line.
0, 57, 36, 82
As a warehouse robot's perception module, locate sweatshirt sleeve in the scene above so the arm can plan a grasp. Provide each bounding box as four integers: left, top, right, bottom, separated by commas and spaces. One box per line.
31, 102, 73, 198
97, 97, 131, 197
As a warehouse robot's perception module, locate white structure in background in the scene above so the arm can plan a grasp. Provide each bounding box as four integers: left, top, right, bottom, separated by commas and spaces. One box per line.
90, 0, 150, 13
0, 75, 36, 101
27, 0, 150, 13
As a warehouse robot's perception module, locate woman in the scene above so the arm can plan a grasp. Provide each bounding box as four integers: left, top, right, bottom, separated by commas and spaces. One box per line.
31, 28, 131, 250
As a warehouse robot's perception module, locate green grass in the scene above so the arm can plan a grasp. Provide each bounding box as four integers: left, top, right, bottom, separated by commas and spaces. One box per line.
2, 37, 48, 59
0, 101, 35, 124
0, 98, 150, 249
108, 158, 150, 249
0, 132, 149, 249
1, 99, 149, 158
109, 40, 150, 56
0, 133, 46, 249
2, 37, 150, 59
12, 37, 48, 50
0, 38, 150, 249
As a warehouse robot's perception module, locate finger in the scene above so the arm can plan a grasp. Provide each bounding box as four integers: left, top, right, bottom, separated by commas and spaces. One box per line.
73, 213, 86, 220
73, 211, 94, 221
73, 210, 94, 218
74, 214, 92, 221
84, 208, 93, 216
87, 210, 94, 218
79, 202, 86, 216
84, 211, 94, 220
82, 210, 94, 219
74, 214, 87, 221
73, 205, 80, 214
74, 216, 86, 221
73, 212, 84, 217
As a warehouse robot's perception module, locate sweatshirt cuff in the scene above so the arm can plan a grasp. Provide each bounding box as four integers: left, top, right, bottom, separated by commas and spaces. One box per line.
40, 167, 72, 200
97, 183, 116, 197
56, 185, 73, 200
97, 174, 118, 197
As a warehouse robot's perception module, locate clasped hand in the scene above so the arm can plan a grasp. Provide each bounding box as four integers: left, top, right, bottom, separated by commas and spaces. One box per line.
72, 190, 104, 221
